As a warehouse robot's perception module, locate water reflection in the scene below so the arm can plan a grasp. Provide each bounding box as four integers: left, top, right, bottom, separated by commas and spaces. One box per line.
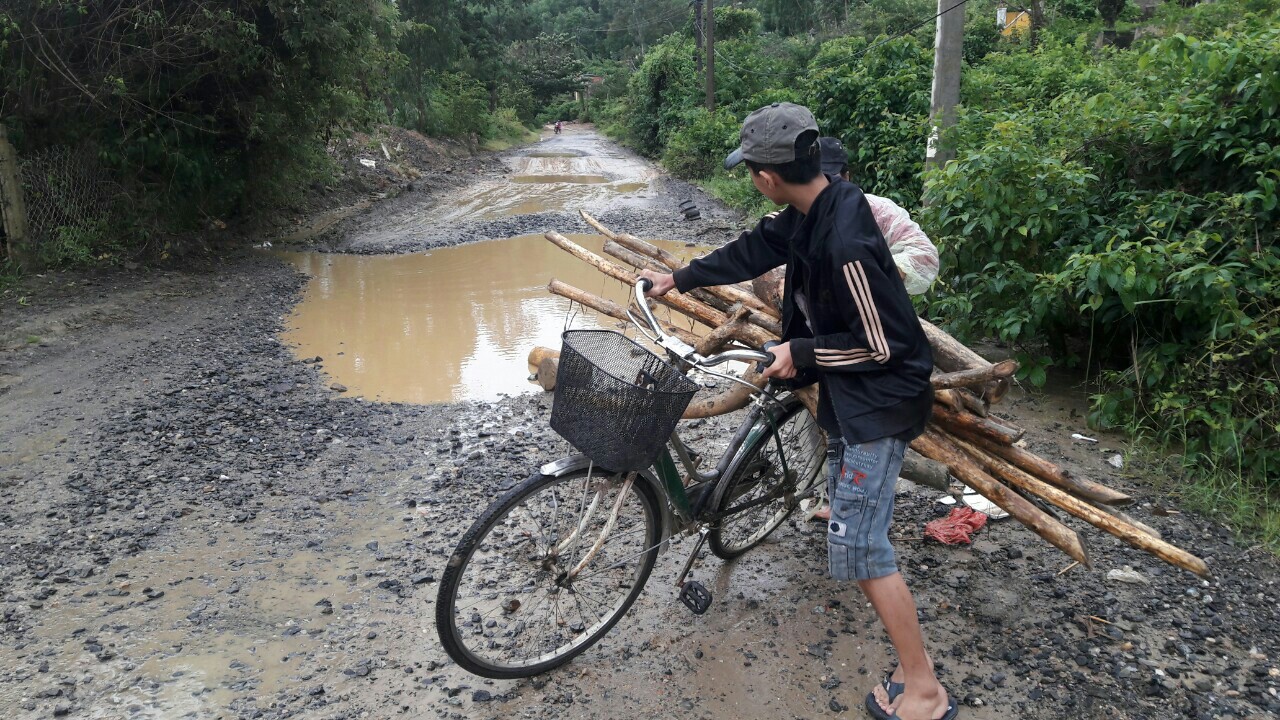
279, 234, 707, 404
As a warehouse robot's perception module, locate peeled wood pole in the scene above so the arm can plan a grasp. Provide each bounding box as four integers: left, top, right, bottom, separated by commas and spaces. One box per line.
581, 210, 781, 321
919, 317, 1009, 404
932, 359, 1019, 389
546, 232, 775, 348
930, 404, 1024, 445
547, 279, 700, 347
954, 429, 1133, 507
949, 433, 1209, 577
913, 428, 1092, 567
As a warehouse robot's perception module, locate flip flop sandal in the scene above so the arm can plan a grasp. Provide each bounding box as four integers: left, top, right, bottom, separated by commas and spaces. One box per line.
863, 673, 905, 720
887, 693, 959, 720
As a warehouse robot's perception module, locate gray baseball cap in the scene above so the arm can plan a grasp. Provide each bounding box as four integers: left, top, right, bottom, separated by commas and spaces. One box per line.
723, 102, 820, 170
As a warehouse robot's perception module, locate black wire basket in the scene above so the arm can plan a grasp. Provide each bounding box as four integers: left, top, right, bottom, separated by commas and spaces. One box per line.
550, 330, 699, 472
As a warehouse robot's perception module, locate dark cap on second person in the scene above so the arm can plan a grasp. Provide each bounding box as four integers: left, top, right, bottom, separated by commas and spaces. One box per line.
818, 137, 848, 176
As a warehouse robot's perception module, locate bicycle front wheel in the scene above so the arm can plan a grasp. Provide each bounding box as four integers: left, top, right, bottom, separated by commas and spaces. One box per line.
708, 398, 826, 559
436, 467, 661, 678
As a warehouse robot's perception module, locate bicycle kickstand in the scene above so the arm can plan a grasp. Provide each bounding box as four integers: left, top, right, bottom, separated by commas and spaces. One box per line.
674, 527, 713, 615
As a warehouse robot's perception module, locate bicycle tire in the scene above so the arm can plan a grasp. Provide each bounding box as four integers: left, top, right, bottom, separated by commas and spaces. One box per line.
436, 467, 661, 678
707, 397, 826, 559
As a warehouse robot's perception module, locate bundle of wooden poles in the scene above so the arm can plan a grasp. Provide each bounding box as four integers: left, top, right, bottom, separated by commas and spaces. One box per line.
528, 210, 1208, 578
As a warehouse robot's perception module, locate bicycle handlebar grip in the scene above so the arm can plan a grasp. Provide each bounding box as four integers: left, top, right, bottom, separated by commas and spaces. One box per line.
758, 341, 780, 373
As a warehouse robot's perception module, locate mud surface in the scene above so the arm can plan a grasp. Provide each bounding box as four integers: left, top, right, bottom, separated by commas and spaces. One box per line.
1, 128, 1277, 720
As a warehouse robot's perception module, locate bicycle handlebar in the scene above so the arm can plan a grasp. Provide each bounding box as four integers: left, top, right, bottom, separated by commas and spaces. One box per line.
633, 279, 775, 370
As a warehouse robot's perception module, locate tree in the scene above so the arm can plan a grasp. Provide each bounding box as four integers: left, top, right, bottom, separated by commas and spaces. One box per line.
1098, 0, 1127, 29
508, 33, 586, 104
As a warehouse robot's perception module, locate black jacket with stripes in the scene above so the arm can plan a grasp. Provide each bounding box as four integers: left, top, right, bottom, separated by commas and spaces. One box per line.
672, 177, 933, 444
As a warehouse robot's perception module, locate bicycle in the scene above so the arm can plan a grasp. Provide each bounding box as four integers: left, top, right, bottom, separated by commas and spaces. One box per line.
436, 279, 828, 679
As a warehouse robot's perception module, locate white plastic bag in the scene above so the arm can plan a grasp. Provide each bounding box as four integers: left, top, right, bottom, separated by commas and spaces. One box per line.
866, 194, 940, 295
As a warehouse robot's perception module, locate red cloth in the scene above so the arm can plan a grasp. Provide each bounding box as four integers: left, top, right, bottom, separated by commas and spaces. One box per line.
924, 507, 989, 545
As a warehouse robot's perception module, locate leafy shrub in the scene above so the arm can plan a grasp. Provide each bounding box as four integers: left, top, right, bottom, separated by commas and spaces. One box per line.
921, 20, 1280, 520
804, 35, 932, 206
711, 7, 763, 40
623, 37, 700, 156
661, 108, 740, 180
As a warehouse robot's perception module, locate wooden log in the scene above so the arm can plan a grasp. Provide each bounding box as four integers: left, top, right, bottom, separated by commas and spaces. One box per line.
751, 267, 785, 312
919, 317, 1009, 403
545, 232, 749, 342
602, 239, 742, 322
912, 428, 1091, 567
547, 278, 700, 347
682, 367, 764, 419
956, 388, 990, 417
901, 451, 952, 492
603, 239, 665, 273
528, 346, 559, 368
954, 430, 1134, 507
949, 433, 1208, 577
931, 359, 1019, 390
581, 210, 782, 321
1083, 499, 1164, 541
695, 306, 751, 356
931, 404, 1024, 445
535, 357, 559, 391
920, 318, 988, 373
934, 389, 964, 412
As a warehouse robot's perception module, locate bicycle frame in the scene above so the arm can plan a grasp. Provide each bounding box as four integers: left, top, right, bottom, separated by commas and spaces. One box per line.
540, 278, 806, 580
539, 395, 791, 566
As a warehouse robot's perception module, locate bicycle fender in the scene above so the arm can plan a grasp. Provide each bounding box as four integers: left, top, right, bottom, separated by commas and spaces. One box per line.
539, 455, 676, 553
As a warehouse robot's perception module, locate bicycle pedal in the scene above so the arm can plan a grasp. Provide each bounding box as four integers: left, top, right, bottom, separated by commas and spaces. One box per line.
679, 580, 712, 615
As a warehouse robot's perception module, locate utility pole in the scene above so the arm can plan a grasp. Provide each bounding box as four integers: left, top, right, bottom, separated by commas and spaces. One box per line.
704, 0, 715, 111
692, 0, 703, 76
925, 0, 964, 179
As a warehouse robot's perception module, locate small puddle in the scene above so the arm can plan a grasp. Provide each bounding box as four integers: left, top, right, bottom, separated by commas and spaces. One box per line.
279, 234, 708, 404
524, 151, 582, 158
509, 174, 610, 184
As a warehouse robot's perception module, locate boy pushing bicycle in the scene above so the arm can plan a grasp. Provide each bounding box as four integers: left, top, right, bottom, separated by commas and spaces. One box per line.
640, 102, 957, 720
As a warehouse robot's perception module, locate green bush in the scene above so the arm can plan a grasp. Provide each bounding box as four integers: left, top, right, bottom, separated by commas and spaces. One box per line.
661, 108, 740, 180
920, 20, 1280, 534
623, 37, 700, 156
804, 35, 932, 206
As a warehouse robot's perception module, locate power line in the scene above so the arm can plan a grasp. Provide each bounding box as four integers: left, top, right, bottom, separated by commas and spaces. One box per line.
576, 5, 689, 34
711, 0, 971, 79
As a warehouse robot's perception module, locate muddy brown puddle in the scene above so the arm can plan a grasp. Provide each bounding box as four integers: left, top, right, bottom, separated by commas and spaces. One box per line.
279, 234, 708, 404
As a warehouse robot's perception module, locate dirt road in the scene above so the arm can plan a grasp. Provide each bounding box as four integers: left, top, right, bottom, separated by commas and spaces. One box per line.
1, 127, 1276, 720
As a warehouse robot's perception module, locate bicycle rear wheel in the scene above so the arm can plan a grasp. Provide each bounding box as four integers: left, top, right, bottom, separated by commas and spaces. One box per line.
436, 467, 661, 678
707, 397, 826, 559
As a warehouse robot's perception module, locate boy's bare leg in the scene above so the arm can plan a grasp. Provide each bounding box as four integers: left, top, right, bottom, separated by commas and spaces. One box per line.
871, 645, 934, 709
859, 573, 950, 720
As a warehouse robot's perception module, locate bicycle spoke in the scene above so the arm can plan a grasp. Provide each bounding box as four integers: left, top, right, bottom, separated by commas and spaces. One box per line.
441, 468, 659, 675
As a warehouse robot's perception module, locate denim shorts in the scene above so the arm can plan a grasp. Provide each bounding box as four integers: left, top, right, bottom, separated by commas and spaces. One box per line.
825, 436, 908, 581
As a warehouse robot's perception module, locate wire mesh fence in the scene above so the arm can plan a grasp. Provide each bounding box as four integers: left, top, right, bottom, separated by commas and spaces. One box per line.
12, 144, 120, 259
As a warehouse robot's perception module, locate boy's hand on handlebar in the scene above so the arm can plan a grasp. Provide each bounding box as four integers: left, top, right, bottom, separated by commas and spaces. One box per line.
638, 270, 675, 297
761, 341, 797, 380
